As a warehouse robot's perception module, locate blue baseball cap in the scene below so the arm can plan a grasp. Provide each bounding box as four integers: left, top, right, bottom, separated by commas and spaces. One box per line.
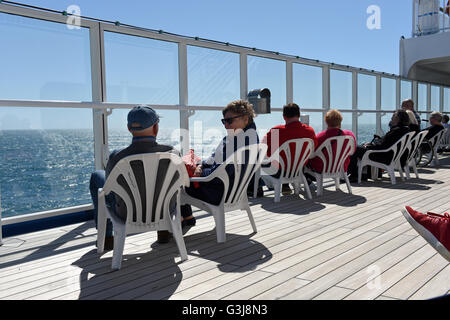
127, 105, 160, 131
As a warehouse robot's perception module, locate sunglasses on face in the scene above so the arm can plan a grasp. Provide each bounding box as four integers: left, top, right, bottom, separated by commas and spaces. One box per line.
221, 114, 245, 125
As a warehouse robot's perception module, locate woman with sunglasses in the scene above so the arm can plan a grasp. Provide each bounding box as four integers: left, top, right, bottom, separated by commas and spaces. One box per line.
183, 100, 259, 226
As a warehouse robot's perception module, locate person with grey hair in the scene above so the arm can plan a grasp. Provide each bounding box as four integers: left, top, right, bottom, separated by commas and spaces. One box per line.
423, 111, 444, 140
418, 111, 445, 155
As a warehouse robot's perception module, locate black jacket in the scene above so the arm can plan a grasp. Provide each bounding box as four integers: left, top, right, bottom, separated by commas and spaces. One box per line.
366, 125, 411, 165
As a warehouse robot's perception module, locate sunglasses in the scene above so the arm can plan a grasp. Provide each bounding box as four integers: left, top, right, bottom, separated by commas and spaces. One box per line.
221, 114, 245, 125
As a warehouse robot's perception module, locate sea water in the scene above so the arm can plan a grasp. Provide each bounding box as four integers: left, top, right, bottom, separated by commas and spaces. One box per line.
0, 125, 377, 218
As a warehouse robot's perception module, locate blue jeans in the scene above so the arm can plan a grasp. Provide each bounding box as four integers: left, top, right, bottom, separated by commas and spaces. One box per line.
89, 170, 113, 237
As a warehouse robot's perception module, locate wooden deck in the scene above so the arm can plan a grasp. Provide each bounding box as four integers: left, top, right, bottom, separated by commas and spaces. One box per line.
1, 156, 450, 300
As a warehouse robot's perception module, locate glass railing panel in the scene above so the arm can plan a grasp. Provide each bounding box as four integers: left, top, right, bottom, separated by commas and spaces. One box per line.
401, 80, 412, 103
417, 83, 427, 112
188, 110, 227, 160
187, 46, 240, 106
0, 107, 93, 218
301, 111, 323, 134
339, 111, 353, 133
0, 12, 92, 101
381, 77, 397, 110
104, 31, 179, 105
381, 111, 396, 136
293, 63, 323, 109
358, 74, 376, 110
358, 113, 377, 144
445, 88, 450, 113
248, 56, 286, 108
330, 69, 352, 110
430, 85, 440, 112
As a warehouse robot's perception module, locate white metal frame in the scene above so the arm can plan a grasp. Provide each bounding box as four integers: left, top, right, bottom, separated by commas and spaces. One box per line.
0, 2, 449, 225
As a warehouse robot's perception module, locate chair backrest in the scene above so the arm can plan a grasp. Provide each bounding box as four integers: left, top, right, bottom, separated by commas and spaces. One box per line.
440, 128, 450, 147
312, 135, 356, 175
380, 131, 415, 166
266, 138, 314, 180
102, 153, 190, 227
427, 128, 445, 149
405, 130, 428, 164
214, 143, 267, 207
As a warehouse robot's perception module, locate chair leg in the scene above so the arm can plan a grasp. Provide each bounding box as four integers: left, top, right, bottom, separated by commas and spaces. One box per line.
387, 168, 396, 185
97, 199, 107, 254
412, 161, 419, 179
398, 165, 405, 181
357, 161, 363, 184
244, 205, 257, 234
334, 177, 341, 191
344, 173, 352, 194
316, 175, 323, 197
274, 181, 281, 203
111, 224, 126, 270
170, 205, 188, 262
213, 210, 226, 243
301, 175, 312, 200
404, 165, 411, 180
293, 181, 300, 196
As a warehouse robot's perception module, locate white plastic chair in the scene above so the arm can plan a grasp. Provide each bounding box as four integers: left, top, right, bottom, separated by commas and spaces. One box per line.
97, 153, 190, 270
400, 130, 428, 179
439, 128, 450, 150
305, 135, 356, 196
429, 129, 446, 166
181, 143, 267, 243
358, 131, 415, 185
261, 138, 314, 202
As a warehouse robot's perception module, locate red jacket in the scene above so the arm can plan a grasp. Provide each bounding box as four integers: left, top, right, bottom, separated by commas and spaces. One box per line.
262, 121, 317, 171
307, 128, 356, 173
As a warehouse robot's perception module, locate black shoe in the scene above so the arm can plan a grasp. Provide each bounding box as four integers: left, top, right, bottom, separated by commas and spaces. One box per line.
182, 217, 196, 228
157, 230, 173, 244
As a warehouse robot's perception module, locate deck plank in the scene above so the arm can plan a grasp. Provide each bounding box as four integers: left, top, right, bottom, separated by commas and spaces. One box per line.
1, 155, 450, 300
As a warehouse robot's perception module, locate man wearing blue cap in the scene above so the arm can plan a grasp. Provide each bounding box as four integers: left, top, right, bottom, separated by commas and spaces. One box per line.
89, 105, 192, 250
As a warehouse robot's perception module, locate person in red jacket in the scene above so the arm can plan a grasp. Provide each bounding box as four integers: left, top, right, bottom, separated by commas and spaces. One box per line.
307, 109, 356, 174
262, 103, 317, 194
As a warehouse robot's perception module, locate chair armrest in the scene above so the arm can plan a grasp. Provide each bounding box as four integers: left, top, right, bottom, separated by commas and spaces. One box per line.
189, 168, 224, 183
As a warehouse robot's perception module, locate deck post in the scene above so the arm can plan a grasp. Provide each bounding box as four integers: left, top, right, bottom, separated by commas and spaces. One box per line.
90, 22, 109, 170
178, 43, 190, 156
322, 66, 330, 131
352, 71, 359, 142
376, 75, 382, 136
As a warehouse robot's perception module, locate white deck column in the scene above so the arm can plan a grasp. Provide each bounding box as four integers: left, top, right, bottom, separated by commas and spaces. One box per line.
178, 43, 190, 156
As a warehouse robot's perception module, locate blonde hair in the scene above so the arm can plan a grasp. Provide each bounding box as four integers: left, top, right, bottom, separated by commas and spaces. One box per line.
406, 110, 417, 125
222, 99, 256, 124
325, 109, 343, 128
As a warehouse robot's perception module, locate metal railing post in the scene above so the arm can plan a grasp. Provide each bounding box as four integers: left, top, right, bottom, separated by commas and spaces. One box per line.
178, 43, 190, 156
322, 66, 330, 131
352, 71, 358, 141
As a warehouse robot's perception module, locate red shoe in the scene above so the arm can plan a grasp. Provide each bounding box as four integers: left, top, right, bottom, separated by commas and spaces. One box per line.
402, 206, 450, 262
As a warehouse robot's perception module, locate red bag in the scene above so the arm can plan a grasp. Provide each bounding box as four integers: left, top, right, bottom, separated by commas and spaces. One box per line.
182, 149, 201, 188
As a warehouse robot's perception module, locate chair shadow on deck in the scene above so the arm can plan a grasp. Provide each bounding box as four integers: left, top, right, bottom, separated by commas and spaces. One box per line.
71, 242, 184, 300
183, 230, 272, 273
311, 189, 367, 207
0, 222, 94, 270
257, 193, 326, 215
354, 176, 442, 190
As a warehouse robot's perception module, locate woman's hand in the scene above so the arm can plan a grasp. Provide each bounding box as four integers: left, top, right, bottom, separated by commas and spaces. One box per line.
193, 165, 203, 177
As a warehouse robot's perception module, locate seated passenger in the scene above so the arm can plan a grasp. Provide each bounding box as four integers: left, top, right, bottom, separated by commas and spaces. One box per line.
307, 109, 356, 174
89, 105, 192, 249
419, 111, 445, 154
443, 115, 449, 128
406, 109, 420, 134
402, 99, 421, 128
261, 103, 317, 193
347, 109, 411, 181
185, 100, 259, 207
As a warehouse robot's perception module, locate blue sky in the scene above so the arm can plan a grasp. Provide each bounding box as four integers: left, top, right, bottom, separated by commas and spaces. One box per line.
0, 0, 415, 133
